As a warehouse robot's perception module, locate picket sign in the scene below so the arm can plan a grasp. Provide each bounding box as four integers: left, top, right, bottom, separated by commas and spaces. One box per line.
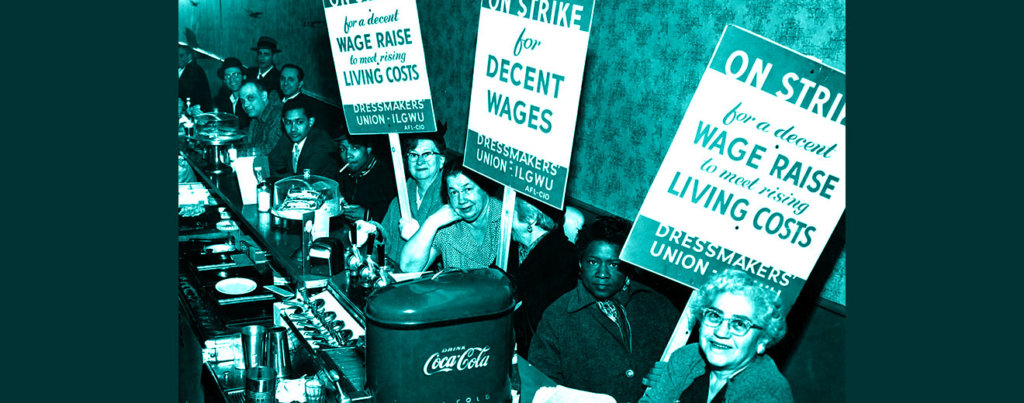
322, 0, 435, 225
323, 0, 437, 136
463, 0, 595, 211
464, 0, 596, 271
632, 26, 846, 376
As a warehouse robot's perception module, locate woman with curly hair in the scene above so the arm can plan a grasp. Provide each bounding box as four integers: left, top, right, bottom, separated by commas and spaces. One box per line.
640, 268, 793, 402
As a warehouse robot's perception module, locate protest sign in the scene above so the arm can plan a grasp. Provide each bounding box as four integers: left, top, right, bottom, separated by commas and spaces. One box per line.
621, 25, 846, 307
323, 0, 437, 134
463, 0, 595, 209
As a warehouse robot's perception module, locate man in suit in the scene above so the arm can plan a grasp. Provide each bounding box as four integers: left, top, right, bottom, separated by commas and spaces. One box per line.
178, 45, 212, 113
247, 36, 283, 97
212, 57, 251, 129
279, 63, 308, 104
280, 63, 343, 137
268, 97, 342, 180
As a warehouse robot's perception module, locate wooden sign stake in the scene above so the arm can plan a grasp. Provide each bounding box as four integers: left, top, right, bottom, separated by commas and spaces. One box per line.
660, 294, 698, 361
388, 133, 412, 221
496, 186, 517, 272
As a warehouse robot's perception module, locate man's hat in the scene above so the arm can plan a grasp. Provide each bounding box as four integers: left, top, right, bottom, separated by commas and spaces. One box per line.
251, 36, 282, 53
217, 57, 246, 80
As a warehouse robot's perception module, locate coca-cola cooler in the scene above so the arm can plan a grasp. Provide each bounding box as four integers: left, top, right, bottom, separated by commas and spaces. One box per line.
365, 268, 514, 403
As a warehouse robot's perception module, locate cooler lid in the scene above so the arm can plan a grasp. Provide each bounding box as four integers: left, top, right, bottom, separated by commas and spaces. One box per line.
365, 268, 513, 327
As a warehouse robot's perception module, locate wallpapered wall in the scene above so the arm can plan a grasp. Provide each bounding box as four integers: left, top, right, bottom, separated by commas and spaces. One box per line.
179, 0, 846, 307
415, 0, 846, 220
179, 0, 343, 104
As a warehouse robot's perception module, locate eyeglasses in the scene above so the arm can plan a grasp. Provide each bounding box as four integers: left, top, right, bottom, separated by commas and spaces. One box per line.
224, 72, 243, 79
701, 308, 763, 336
581, 258, 621, 271
407, 151, 440, 161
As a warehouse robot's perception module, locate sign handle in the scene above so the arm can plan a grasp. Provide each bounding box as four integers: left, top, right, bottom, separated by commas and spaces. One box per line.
496, 186, 517, 272
660, 293, 698, 361
641, 294, 696, 396
388, 133, 412, 221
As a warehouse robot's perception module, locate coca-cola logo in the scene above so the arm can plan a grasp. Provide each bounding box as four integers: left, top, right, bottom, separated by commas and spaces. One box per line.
423, 346, 492, 376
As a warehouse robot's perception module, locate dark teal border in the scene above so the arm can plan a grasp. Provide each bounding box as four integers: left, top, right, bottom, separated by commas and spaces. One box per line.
15, 0, 178, 401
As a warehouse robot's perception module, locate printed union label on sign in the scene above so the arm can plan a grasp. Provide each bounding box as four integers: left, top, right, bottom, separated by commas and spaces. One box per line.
323, 0, 436, 134
463, 0, 595, 209
620, 25, 846, 307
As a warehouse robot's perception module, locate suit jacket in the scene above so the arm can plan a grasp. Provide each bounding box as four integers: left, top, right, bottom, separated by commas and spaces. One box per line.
213, 88, 251, 129
247, 65, 281, 97
267, 127, 342, 180
179, 61, 212, 112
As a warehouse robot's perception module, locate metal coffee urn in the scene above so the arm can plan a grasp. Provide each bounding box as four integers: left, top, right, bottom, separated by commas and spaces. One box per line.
364, 268, 514, 403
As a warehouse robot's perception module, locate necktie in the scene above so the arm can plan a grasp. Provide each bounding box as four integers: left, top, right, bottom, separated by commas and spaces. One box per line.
292, 143, 301, 173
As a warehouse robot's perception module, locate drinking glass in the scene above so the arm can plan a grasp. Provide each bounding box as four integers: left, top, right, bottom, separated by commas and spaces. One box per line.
304, 377, 325, 403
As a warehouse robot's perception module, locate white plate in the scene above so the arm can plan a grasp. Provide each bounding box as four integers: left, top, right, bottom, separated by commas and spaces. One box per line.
215, 277, 257, 295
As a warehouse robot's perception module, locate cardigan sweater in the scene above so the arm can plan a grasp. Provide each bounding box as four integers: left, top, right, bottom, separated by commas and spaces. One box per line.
640, 343, 794, 403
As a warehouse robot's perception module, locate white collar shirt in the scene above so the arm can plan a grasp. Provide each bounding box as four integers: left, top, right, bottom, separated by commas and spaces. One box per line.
258, 66, 274, 80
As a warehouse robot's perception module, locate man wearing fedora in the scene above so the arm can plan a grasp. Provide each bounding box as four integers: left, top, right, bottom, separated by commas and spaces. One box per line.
178, 44, 212, 113
213, 57, 252, 129
247, 36, 283, 97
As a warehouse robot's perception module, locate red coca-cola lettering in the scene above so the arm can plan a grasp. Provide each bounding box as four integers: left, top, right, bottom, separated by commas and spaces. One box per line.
423, 346, 492, 376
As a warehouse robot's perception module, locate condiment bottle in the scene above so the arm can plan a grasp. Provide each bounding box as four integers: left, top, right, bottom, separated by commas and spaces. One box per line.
255, 166, 271, 212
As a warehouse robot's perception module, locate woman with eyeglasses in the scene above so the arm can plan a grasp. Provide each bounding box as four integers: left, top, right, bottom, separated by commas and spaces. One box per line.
640, 269, 793, 403
528, 216, 679, 403
378, 124, 447, 268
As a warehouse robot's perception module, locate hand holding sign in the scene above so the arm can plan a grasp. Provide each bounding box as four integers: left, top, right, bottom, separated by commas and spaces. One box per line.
399, 217, 420, 240
641, 361, 668, 387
